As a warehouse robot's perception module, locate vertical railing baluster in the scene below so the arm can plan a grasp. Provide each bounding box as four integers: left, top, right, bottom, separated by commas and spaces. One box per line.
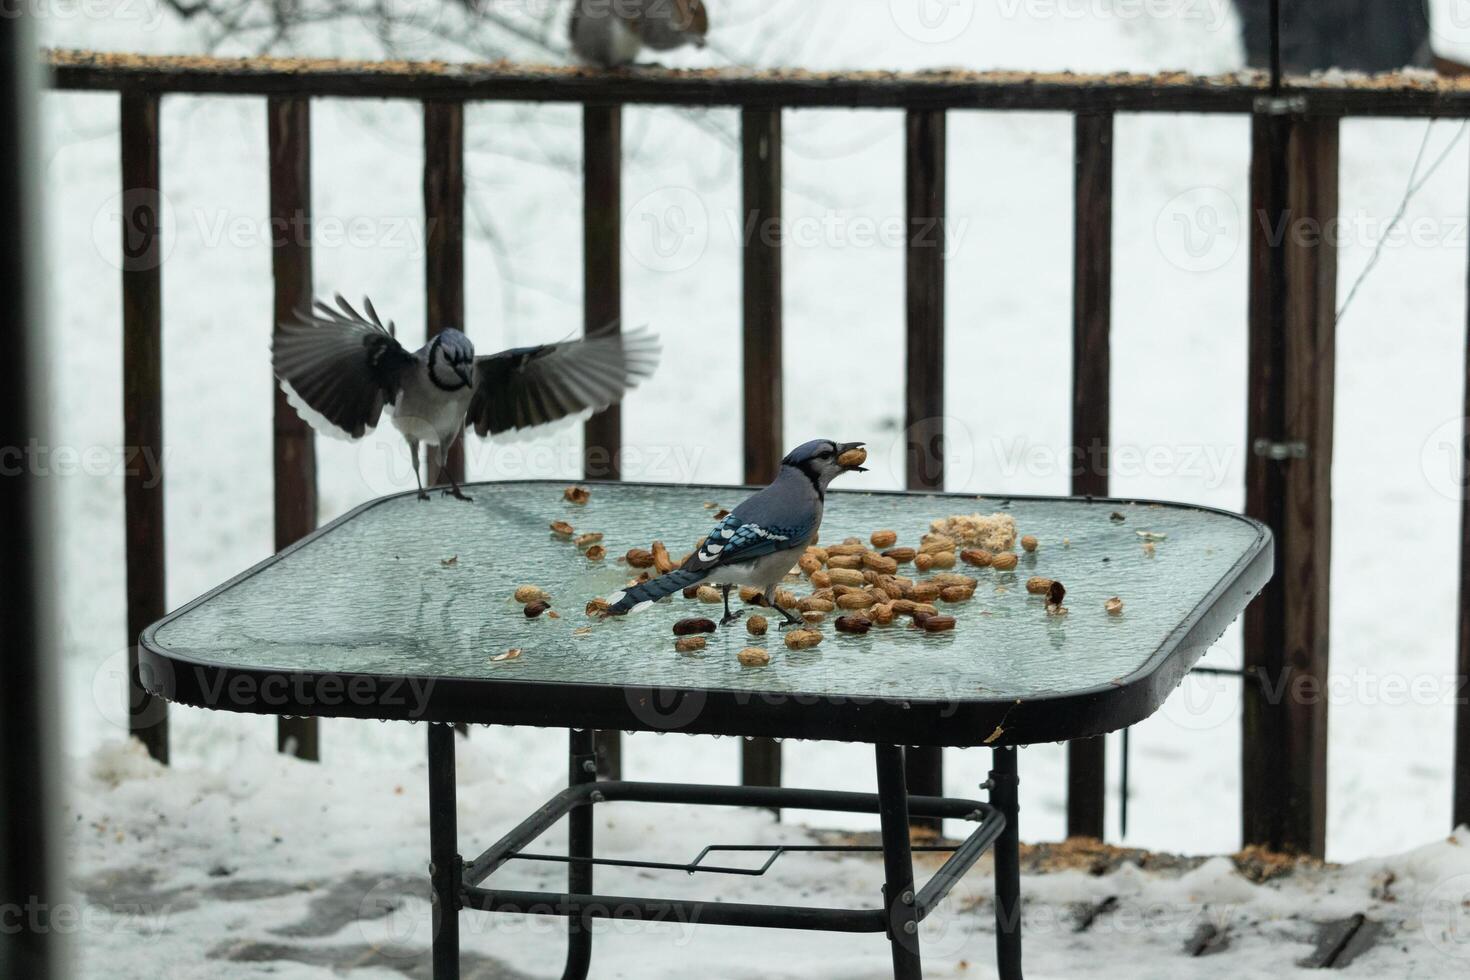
120, 92, 168, 764
740, 107, 785, 800
423, 99, 469, 738
1243, 111, 1338, 858
268, 96, 320, 761
584, 102, 623, 780
1455, 159, 1470, 830
904, 108, 946, 832
424, 99, 466, 491
1067, 111, 1113, 840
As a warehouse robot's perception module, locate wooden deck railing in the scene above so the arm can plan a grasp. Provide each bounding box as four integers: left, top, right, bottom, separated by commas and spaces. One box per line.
43, 48, 1470, 856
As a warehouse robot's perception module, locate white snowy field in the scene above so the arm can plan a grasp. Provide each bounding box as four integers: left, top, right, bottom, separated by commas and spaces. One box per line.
24, 0, 1470, 975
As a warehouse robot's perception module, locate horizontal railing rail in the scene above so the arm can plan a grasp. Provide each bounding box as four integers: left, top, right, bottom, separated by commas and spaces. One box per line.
40, 47, 1470, 856
43, 49, 1470, 116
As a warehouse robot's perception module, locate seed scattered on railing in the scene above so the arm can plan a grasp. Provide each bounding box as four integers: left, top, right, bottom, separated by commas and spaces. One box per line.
652, 541, 674, 574
585, 545, 607, 561
575, 532, 603, 549
992, 553, 1019, 572
747, 615, 769, 636
871, 529, 898, 548
564, 486, 591, 505
626, 548, 655, 568
1026, 577, 1053, 595
550, 520, 575, 538
492, 648, 522, 663
697, 586, 722, 604
676, 636, 707, 653
515, 585, 549, 604
585, 597, 611, 618
960, 548, 993, 568
835, 615, 872, 634
1021, 535, 1038, 553
884, 546, 917, 564
1105, 597, 1125, 616
920, 615, 957, 632
524, 600, 550, 618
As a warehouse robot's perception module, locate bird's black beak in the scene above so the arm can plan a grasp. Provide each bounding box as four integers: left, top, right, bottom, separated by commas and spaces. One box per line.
837, 441, 869, 472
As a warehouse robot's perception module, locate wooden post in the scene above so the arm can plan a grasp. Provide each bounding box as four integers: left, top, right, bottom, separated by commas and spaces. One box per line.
120, 92, 168, 764
424, 100, 466, 490
905, 108, 946, 831
584, 103, 622, 779
1456, 157, 1470, 830
1242, 112, 1338, 858
1, 18, 61, 978
740, 108, 784, 798
1067, 111, 1113, 840
268, 96, 320, 761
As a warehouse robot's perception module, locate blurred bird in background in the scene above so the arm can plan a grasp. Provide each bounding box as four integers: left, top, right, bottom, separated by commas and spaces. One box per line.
569, 0, 709, 68
606, 440, 868, 625
273, 295, 659, 501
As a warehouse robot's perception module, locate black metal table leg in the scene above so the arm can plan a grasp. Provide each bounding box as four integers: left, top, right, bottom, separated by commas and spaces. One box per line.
875, 744, 922, 980
989, 746, 1023, 980
563, 729, 596, 980
428, 723, 462, 980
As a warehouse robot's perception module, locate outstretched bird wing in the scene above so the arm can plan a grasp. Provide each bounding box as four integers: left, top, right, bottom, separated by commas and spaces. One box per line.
466, 324, 660, 438
272, 294, 417, 441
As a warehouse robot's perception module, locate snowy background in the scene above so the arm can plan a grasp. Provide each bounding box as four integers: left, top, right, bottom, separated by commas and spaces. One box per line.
27, 0, 1470, 975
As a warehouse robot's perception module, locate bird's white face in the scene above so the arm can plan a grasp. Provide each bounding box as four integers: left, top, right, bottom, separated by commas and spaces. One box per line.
429, 330, 475, 391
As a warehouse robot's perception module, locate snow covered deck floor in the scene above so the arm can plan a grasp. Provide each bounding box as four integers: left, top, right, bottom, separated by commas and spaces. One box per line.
69, 738, 1470, 979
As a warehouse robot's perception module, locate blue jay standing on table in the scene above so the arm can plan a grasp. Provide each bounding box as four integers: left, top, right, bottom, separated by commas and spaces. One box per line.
273, 295, 660, 501
607, 440, 867, 627
569, 0, 709, 68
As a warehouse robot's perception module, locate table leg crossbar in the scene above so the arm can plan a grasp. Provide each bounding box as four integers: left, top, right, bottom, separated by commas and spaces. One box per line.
428, 726, 1024, 979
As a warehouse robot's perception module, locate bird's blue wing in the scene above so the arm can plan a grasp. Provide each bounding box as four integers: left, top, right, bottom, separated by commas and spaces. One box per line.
689, 509, 814, 570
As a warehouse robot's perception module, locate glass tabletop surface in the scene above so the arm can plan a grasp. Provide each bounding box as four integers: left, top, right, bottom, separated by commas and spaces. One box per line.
150, 481, 1266, 704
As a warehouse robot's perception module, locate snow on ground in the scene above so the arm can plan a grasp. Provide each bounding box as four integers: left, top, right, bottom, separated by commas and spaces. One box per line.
63, 736, 1470, 979
26, 1, 1470, 975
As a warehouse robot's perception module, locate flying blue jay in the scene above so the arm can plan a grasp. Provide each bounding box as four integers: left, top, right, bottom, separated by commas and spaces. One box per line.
606, 440, 868, 626
273, 295, 660, 501
569, 0, 709, 68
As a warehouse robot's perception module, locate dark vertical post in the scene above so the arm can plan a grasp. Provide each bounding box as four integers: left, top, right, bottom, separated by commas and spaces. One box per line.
905, 108, 946, 831
1, 17, 59, 978
989, 746, 1023, 980
1243, 112, 1338, 858
1456, 161, 1470, 830
424, 100, 466, 490
1067, 111, 1113, 840
740, 107, 784, 799
120, 92, 168, 764
875, 744, 922, 980
584, 103, 623, 780
268, 96, 320, 761
427, 724, 461, 980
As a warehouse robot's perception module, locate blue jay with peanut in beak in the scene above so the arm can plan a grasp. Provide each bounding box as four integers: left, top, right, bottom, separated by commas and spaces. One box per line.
606, 440, 868, 627
273, 295, 659, 501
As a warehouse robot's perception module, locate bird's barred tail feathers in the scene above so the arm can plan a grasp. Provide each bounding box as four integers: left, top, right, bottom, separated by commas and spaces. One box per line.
606, 568, 707, 615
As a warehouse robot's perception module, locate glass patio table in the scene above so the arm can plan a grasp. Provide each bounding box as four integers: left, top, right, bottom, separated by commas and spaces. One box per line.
140, 480, 1272, 980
